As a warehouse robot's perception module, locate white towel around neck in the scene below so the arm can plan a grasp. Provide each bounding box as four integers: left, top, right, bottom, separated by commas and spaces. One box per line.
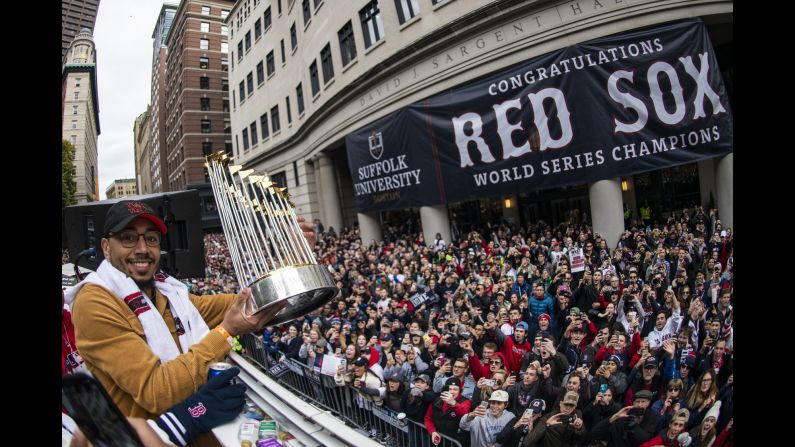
64, 260, 210, 363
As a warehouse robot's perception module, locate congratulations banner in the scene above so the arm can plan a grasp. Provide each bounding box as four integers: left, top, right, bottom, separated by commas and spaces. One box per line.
346, 19, 732, 212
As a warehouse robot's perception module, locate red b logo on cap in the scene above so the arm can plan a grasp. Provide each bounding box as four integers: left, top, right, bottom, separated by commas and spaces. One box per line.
127, 202, 148, 214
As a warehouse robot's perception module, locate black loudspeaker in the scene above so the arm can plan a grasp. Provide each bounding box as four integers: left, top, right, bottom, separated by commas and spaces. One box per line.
64, 190, 205, 279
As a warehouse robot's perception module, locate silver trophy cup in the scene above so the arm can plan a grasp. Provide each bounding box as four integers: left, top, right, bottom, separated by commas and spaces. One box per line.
205, 152, 338, 325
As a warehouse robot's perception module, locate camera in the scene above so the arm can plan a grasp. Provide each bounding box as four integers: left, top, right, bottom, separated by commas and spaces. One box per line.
482, 379, 496, 387
560, 414, 576, 424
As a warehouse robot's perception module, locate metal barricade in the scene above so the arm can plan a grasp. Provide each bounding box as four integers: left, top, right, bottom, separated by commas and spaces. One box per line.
236, 336, 461, 447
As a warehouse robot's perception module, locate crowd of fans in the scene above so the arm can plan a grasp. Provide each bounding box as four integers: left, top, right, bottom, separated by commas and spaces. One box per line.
71, 205, 735, 447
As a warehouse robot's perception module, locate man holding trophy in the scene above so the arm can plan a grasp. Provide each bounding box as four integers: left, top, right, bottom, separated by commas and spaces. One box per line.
67, 153, 337, 445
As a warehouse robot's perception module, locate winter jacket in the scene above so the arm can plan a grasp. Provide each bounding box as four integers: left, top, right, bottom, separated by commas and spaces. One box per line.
589, 408, 658, 447
522, 410, 587, 447
401, 387, 437, 422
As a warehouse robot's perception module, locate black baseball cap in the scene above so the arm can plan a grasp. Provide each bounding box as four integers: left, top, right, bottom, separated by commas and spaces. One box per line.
104, 200, 167, 236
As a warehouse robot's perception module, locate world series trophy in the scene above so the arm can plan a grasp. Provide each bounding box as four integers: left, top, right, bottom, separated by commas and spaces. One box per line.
205, 151, 338, 325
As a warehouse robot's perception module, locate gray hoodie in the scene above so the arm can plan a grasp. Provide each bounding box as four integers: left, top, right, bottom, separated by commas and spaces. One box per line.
459, 409, 516, 447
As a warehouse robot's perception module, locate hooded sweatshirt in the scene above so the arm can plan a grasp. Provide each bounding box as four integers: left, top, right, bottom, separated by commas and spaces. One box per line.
459, 409, 516, 447
469, 352, 508, 381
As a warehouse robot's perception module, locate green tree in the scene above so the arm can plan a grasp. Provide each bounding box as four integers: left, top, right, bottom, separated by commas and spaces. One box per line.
63, 139, 77, 208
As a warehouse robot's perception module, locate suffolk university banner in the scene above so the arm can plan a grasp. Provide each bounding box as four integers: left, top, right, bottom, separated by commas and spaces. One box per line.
346, 19, 732, 212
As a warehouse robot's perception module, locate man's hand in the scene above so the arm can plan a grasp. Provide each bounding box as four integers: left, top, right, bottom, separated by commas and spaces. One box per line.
609, 406, 633, 423
221, 288, 287, 336
546, 413, 563, 427
297, 217, 316, 248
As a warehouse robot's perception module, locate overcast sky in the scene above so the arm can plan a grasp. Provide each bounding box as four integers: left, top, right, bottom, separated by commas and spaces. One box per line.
93, 0, 167, 199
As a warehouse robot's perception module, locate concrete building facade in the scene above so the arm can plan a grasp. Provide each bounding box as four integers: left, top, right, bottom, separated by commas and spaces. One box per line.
225, 0, 733, 246
62, 28, 101, 204
162, 0, 234, 192
105, 178, 138, 199
62, 0, 101, 63
134, 107, 153, 195
149, 3, 178, 193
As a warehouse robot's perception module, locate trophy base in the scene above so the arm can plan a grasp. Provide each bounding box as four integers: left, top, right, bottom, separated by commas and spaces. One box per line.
248, 264, 338, 326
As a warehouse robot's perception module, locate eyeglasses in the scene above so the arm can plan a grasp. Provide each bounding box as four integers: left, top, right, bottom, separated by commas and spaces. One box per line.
112, 229, 162, 248
668, 387, 681, 392
490, 361, 503, 365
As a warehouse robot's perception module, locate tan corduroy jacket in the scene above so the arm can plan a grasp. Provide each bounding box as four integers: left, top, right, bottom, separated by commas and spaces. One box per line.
72, 283, 236, 422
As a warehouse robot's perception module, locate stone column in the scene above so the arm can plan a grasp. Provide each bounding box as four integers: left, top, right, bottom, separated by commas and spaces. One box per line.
588, 178, 625, 249
420, 205, 451, 247
698, 158, 717, 208
715, 153, 733, 228
357, 212, 382, 245
317, 153, 343, 233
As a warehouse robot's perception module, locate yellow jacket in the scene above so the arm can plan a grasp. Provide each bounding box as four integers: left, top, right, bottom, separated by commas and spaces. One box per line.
72, 283, 236, 420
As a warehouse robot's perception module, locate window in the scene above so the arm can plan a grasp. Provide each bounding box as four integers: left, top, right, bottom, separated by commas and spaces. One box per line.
280, 40, 286, 63
70, 135, 77, 145
246, 72, 254, 94
266, 51, 275, 76
286, 96, 292, 124
237, 41, 243, 60
302, 0, 312, 26
222, 79, 229, 91
242, 128, 250, 150
202, 6, 210, 15
221, 9, 230, 19
202, 141, 213, 156
202, 120, 212, 133
223, 100, 230, 113
221, 42, 229, 53
271, 106, 280, 132
239, 81, 246, 101
359, 1, 384, 48
200, 97, 210, 111
71, 120, 77, 129
221, 25, 229, 36
296, 83, 304, 114
200, 76, 210, 89
338, 21, 357, 66
395, 0, 419, 24
72, 105, 79, 115
200, 22, 210, 33
277, 0, 282, 14
75, 78, 81, 87
309, 61, 320, 96
290, 23, 297, 50
199, 57, 209, 69
74, 91, 79, 100
256, 61, 264, 84
244, 31, 251, 51
200, 38, 209, 50
264, 7, 272, 29
235, 135, 240, 155
260, 113, 269, 139
271, 171, 288, 190
321, 43, 334, 83
313, 0, 322, 8
250, 122, 258, 145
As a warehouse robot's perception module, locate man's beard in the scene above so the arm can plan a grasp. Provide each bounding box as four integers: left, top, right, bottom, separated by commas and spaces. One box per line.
135, 278, 156, 291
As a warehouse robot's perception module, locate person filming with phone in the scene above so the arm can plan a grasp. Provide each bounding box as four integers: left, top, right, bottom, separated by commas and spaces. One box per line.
521, 390, 587, 446
459, 389, 515, 447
